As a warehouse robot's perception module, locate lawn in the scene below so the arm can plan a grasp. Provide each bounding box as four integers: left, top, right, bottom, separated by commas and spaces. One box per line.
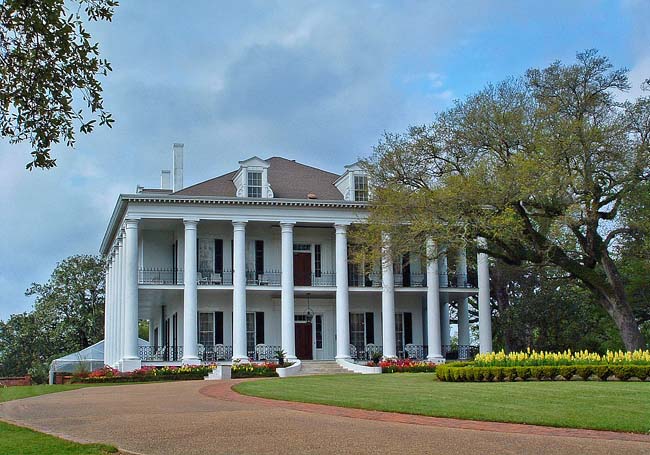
0, 384, 92, 403
234, 373, 650, 433
0, 384, 119, 454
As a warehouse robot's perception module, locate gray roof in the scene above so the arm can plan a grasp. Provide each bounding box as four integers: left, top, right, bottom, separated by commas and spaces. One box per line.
175, 157, 344, 200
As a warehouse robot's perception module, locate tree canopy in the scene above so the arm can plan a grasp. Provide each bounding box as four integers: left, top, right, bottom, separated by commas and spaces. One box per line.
363, 50, 650, 350
0, 254, 105, 382
0, 0, 118, 170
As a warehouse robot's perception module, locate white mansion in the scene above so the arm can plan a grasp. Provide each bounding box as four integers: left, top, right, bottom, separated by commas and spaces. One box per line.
101, 144, 492, 372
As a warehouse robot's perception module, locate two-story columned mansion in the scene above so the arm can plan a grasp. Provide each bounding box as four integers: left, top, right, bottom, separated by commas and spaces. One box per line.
101, 144, 492, 372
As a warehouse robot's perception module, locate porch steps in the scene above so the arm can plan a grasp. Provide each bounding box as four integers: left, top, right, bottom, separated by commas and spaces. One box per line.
295, 360, 357, 376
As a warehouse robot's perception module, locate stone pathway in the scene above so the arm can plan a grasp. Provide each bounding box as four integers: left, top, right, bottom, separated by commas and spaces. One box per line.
0, 380, 648, 455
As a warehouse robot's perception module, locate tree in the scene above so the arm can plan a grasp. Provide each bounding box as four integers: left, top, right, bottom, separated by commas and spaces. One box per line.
0, 0, 118, 170
364, 50, 650, 350
26, 254, 106, 351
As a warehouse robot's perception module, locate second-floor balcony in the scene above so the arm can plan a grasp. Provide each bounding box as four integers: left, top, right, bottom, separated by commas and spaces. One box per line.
139, 267, 477, 289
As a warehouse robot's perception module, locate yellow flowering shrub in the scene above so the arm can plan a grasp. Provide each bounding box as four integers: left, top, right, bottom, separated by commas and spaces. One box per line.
474, 348, 650, 367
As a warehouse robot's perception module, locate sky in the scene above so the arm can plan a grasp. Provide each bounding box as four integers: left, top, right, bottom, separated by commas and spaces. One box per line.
0, 0, 649, 321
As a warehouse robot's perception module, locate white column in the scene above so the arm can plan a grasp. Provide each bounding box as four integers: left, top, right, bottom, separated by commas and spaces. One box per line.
477, 237, 493, 353
381, 233, 396, 359
457, 248, 470, 347
334, 224, 350, 359
115, 236, 124, 368
108, 257, 115, 366
182, 219, 200, 364
438, 250, 451, 347
280, 222, 296, 360
104, 259, 111, 366
426, 239, 444, 362
232, 221, 248, 361
121, 219, 141, 371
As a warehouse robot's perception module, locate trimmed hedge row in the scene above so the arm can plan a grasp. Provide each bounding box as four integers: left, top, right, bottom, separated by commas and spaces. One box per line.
436, 363, 650, 382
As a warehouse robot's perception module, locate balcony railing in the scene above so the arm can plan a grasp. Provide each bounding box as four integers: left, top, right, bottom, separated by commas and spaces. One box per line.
442, 344, 479, 360
138, 268, 184, 285
139, 345, 183, 361
199, 344, 233, 362
198, 270, 233, 285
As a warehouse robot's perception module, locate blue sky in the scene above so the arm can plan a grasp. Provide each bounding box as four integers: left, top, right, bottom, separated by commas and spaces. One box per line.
1, 0, 648, 320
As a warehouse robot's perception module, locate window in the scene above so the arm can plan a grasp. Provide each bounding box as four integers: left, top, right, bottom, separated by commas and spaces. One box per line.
198, 312, 214, 346
353, 175, 368, 202
247, 171, 262, 197
246, 312, 265, 356
255, 240, 264, 275
198, 238, 214, 276
349, 313, 365, 353
314, 244, 322, 278
214, 239, 223, 273
395, 312, 413, 357
315, 314, 323, 349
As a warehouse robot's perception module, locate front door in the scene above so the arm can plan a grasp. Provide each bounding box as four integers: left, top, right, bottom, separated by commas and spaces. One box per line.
295, 322, 313, 359
293, 252, 312, 286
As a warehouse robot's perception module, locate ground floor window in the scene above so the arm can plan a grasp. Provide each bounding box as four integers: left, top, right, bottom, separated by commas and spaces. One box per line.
198, 312, 214, 345
350, 313, 365, 353
395, 312, 413, 356
246, 312, 265, 357
315, 314, 323, 349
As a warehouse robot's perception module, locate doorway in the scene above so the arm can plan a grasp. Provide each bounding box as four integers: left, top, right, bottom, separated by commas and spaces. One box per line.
293, 252, 312, 286
295, 322, 313, 359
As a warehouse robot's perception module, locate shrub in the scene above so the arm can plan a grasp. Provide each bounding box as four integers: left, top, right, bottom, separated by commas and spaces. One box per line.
435, 363, 650, 382
369, 359, 437, 373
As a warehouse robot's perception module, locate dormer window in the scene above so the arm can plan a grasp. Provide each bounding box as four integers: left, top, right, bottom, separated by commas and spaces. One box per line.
354, 175, 368, 202
247, 171, 262, 198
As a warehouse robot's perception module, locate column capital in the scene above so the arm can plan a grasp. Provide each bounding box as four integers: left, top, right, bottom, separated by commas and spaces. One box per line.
183, 218, 199, 228
279, 221, 295, 232
334, 223, 349, 234
232, 220, 247, 230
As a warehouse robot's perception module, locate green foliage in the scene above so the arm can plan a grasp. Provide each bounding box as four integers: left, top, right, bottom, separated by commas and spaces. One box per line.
436, 364, 650, 382
0, 0, 118, 170
363, 50, 650, 350
0, 254, 105, 381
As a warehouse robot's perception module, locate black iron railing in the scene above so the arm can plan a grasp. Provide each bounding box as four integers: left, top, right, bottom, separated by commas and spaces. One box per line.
400, 344, 428, 359
197, 270, 233, 285
199, 344, 233, 362
442, 344, 479, 360
138, 268, 184, 285
350, 344, 383, 361
139, 345, 183, 361
252, 344, 281, 361
246, 270, 281, 286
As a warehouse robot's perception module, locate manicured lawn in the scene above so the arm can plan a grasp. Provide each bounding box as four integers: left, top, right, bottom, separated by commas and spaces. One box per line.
0, 384, 93, 403
0, 421, 117, 455
234, 373, 650, 433
0, 384, 119, 454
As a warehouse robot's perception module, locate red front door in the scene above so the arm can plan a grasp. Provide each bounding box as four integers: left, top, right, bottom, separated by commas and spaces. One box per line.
295, 322, 313, 359
293, 252, 312, 286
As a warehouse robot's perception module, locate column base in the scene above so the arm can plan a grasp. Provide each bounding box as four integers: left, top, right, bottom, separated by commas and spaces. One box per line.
381, 355, 397, 360
285, 355, 298, 362
335, 354, 351, 360
119, 358, 141, 372
426, 355, 446, 364
182, 356, 201, 366
231, 356, 250, 363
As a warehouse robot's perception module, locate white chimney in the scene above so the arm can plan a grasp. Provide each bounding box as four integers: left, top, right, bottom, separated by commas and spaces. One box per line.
160, 170, 171, 190
172, 143, 184, 192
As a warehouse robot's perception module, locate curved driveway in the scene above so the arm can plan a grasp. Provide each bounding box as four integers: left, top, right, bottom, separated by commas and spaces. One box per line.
1, 380, 649, 455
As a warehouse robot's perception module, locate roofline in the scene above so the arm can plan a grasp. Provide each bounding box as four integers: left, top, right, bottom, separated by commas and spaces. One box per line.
100, 194, 368, 255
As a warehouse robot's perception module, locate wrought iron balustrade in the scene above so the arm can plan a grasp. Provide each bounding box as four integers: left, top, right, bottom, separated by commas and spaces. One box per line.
401, 344, 428, 359
139, 345, 183, 361
253, 344, 281, 361
246, 270, 281, 286
442, 344, 478, 360
199, 344, 233, 362
197, 270, 233, 285
138, 268, 183, 285
350, 344, 384, 361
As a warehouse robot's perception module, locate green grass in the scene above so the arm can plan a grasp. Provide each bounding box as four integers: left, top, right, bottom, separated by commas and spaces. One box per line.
0, 384, 120, 454
234, 373, 650, 433
0, 384, 94, 403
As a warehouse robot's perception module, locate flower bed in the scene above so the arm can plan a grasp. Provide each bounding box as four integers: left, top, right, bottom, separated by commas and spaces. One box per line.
437, 349, 650, 382
231, 361, 284, 378
367, 359, 437, 373
474, 349, 650, 367
73, 364, 216, 383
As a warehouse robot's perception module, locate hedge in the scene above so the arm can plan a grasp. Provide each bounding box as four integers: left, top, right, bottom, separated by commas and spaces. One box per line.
436, 363, 650, 382
74, 373, 207, 383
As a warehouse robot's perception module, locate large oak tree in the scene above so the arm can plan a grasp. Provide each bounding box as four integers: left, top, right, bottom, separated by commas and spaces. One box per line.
364, 50, 650, 350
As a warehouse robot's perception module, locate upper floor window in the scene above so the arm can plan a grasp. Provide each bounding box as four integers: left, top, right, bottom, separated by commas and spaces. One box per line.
354, 175, 368, 202
247, 171, 262, 198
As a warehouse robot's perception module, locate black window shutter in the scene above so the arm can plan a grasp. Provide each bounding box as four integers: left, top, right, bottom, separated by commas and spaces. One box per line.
404, 312, 413, 344
214, 239, 223, 273
215, 311, 224, 344
230, 240, 234, 270
255, 312, 264, 344
365, 312, 375, 344
196, 238, 200, 269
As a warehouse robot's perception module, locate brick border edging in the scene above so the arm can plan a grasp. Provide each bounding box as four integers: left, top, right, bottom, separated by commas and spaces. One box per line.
199, 379, 650, 444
